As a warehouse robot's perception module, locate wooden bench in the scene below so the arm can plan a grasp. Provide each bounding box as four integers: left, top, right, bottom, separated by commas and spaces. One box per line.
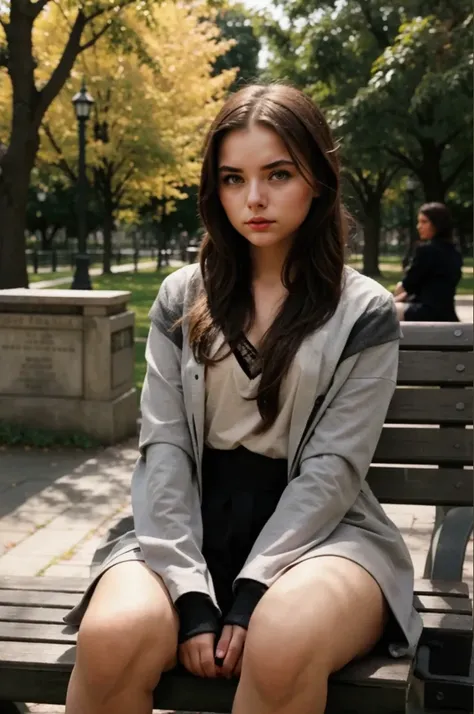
0, 322, 472, 714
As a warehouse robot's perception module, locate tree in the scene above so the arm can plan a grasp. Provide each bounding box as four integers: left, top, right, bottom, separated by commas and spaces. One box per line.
37, 3, 235, 273
261, 0, 472, 273
0, 0, 156, 287
214, 4, 261, 90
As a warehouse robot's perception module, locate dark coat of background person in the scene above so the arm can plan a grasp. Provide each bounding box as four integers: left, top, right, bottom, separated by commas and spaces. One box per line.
402, 238, 463, 321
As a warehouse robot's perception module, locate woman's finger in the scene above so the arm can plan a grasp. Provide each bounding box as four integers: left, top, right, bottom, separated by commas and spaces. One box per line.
199, 640, 217, 678
221, 626, 246, 679
215, 624, 233, 666
179, 645, 195, 676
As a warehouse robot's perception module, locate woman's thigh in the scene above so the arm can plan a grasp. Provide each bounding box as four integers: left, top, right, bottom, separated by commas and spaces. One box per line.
77, 560, 179, 685
246, 556, 388, 675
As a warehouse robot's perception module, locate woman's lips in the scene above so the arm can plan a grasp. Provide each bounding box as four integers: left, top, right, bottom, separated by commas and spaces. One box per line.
246, 220, 275, 231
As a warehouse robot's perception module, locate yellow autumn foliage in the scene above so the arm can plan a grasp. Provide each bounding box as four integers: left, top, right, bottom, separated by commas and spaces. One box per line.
1, 1, 236, 218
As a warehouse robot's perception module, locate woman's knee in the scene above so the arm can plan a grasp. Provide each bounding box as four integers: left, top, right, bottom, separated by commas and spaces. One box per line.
242, 590, 329, 700
74, 563, 178, 695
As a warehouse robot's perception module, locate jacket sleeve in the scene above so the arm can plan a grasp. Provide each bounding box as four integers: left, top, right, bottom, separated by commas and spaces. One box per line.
402, 243, 433, 294
131, 277, 217, 606
236, 336, 399, 588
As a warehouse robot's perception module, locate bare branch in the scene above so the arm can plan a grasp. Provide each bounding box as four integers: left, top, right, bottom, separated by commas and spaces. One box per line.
31, 0, 50, 19
79, 21, 111, 53
43, 123, 77, 183
35, 10, 88, 126
114, 166, 135, 200
344, 169, 367, 205
385, 147, 419, 174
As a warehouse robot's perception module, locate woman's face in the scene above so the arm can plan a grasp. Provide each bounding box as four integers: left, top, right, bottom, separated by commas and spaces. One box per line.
218, 123, 317, 256
416, 212, 436, 241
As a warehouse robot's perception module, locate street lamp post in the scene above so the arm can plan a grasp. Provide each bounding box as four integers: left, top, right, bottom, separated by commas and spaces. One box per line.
71, 81, 94, 290
403, 176, 417, 269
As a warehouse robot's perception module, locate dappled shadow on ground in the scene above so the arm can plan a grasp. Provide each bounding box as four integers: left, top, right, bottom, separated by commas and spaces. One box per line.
0, 439, 138, 527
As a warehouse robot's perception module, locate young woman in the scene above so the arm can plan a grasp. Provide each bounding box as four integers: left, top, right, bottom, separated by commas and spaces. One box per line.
65, 84, 422, 714
394, 202, 463, 321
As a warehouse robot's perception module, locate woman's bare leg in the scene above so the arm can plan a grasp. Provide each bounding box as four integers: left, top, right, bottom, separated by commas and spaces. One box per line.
233, 556, 388, 714
66, 560, 178, 714
395, 302, 407, 320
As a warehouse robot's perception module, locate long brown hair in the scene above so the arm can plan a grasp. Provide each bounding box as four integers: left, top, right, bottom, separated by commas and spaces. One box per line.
188, 83, 347, 431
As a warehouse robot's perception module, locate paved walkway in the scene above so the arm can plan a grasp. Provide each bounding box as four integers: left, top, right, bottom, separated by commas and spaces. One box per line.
1, 436, 472, 713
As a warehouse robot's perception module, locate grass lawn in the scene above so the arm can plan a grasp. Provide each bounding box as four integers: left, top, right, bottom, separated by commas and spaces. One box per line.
63, 261, 472, 394
92, 268, 175, 392
29, 270, 73, 283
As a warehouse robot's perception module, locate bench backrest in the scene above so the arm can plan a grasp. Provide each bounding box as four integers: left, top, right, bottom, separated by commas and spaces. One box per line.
368, 322, 473, 507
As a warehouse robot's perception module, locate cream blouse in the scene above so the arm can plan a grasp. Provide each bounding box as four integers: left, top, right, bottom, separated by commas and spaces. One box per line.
204, 334, 302, 459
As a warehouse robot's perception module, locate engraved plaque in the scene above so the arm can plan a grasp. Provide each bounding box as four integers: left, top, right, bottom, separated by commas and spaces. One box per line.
0, 328, 83, 397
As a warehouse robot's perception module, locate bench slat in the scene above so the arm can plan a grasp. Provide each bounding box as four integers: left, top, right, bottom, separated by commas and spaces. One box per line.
0, 577, 470, 599
0, 576, 87, 593
398, 351, 473, 385
374, 426, 472, 464
0, 606, 71, 624
414, 595, 471, 614
368, 467, 472, 506
0, 613, 469, 650
0, 649, 411, 714
0, 622, 77, 643
387, 387, 472, 424
399, 323, 473, 349
413, 579, 469, 597
0, 590, 78, 608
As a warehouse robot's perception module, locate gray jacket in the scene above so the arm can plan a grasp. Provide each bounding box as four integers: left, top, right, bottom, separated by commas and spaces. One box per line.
124, 263, 421, 654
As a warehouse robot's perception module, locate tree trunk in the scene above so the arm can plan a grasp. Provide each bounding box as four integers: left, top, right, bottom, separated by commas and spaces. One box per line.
418, 138, 445, 202
102, 210, 113, 274
362, 200, 382, 277
0, 144, 38, 289
102, 185, 115, 275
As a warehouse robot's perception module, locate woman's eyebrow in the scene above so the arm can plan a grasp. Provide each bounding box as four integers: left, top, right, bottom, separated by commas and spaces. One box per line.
218, 159, 296, 173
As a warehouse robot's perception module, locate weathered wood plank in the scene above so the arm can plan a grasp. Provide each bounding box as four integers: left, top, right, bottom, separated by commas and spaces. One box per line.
414, 579, 470, 597
414, 595, 472, 614
0, 622, 77, 644
0, 590, 78, 609
387, 387, 472, 424
0, 606, 70, 624
374, 426, 472, 464
399, 323, 473, 349
0, 639, 410, 683
0, 614, 469, 662
0, 577, 87, 593
0, 658, 411, 714
0, 597, 467, 644
368, 467, 472, 506
398, 351, 473, 385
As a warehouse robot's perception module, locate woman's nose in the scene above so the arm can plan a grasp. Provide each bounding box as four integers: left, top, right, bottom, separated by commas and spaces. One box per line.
247, 180, 267, 209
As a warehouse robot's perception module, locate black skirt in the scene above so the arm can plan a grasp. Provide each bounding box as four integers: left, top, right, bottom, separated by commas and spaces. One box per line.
201, 445, 287, 614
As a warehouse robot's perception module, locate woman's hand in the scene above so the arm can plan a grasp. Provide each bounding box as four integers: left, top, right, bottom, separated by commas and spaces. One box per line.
179, 632, 217, 678
392, 282, 407, 302
215, 624, 247, 678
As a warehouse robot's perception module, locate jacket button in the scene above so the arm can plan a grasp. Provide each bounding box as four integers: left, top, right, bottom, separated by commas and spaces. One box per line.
194, 374, 199, 380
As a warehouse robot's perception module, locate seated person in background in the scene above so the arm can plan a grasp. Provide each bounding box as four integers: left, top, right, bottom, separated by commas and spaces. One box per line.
393, 202, 463, 322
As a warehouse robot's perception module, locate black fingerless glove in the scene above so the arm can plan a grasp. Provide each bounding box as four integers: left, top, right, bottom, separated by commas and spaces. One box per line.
175, 592, 221, 644
224, 579, 267, 630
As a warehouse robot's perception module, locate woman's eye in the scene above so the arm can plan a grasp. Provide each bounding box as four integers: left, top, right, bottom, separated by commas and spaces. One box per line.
222, 174, 243, 185
270, 170, 291, 181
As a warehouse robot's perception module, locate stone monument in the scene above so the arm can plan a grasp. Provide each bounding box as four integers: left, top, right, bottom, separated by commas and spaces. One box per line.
0, 289, 137, 444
